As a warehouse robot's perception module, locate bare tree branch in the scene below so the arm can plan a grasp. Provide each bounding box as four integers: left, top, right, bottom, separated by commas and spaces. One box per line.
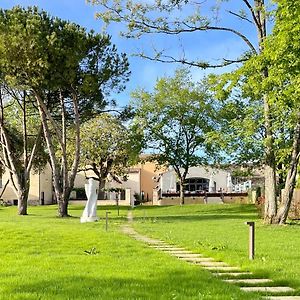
139, 52, 248, 69
242, 0, 262, 29
227, 10, 253, 24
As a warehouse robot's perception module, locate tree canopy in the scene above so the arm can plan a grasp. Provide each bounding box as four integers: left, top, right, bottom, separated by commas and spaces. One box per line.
132, 69, 216, 204
78, 113, 141, 198
0, 6, 130, 216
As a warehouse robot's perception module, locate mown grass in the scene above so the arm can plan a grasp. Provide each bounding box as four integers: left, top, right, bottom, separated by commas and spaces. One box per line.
0, 205, 260, 299
132, 204, 300, 295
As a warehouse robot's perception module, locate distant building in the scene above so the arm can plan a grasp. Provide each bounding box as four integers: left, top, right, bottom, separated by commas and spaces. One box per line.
0, 158, 258, 206
0, 164, 53, 205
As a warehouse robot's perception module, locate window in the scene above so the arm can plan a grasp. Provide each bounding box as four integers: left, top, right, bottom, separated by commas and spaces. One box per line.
177, 177, 209, 192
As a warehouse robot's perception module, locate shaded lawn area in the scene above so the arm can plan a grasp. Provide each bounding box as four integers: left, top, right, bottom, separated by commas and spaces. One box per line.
132, 204, 300, 294
0, 205, 260, 300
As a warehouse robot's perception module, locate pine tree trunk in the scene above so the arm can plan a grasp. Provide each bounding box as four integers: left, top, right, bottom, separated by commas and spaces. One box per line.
57, 193, 69, 217
179, 179, 185, 205
17, 187, 29, 215
98, 179, 106, 200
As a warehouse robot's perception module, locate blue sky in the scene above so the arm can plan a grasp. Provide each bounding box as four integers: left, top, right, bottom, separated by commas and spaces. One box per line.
0, 0, 263, 107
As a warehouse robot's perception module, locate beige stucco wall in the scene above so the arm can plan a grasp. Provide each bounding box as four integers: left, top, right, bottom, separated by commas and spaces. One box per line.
74, 170, 95, 189
0, 164, 53, 205
74, 169, 141, 203
0, 171, 16, 203
136, 160, 166, 201
39, 165, 53, 204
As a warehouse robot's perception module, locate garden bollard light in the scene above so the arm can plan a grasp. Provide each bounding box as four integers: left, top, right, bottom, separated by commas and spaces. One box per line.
245, 221, 255, 260
106, 211, 111, 231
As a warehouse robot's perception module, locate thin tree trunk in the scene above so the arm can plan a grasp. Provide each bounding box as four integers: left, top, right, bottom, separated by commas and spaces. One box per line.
179, 179, 185, 205
0, 87, 42, 215
59, 91, 70, 217
68, 91, 81, 197
276, 115, 300, 224
34, 92, 65, 216
98, 179, 106, 200
19, 93, 29, 215
34, 90, 81, 217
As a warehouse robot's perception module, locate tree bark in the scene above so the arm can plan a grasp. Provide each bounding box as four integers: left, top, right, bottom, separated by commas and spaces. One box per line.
275, 115, 300, 224
17, 184, 29, 215
34, 92, 66, 216
253, 0, 277, 223
179, 178, 185, 205
263, 93, 277, 224
98, 179, 106, 200
57, 193, 69, 217
34, 90, 81, 217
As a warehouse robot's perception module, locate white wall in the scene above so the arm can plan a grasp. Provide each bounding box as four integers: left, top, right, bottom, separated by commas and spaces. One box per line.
161, 166, 228, 192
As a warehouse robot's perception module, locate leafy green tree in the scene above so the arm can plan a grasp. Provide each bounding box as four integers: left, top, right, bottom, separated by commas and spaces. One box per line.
78, 113, 141, 199
0, 6, 130, 217
209, 0, 300, 224
259, 0, 300, 224
89, 0, 279, 223
132, 69, 215, 204
206, 81, 265, 167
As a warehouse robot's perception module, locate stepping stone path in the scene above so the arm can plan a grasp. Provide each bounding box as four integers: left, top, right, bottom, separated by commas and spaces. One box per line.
123, 212, 299, 299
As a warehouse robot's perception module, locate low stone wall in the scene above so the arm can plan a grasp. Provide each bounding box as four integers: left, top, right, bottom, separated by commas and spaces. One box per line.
69, 199, 130, 206
158, 193, 249, 206
223, 195, 249, 204
158, 197, 205, 205
288, 189, 300, 219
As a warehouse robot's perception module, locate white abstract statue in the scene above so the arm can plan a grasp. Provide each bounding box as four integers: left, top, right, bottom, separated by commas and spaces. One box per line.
80, 178, 99, 223
227, 173, 233, 192
209, 174, 215, 192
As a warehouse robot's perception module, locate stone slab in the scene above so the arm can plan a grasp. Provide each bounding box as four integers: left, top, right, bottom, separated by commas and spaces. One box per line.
213, 272, 252, 277
224, 278, 272, 284
164, 250, 194, 253
197, 261, 229, 267
179, 257, 215, 263
150, 247, 186, 251
179, 257, 213, 262
171, 253, 203, 258
241, 287, 295, 293
135, 237, 162, 244
203, 266, 241, 271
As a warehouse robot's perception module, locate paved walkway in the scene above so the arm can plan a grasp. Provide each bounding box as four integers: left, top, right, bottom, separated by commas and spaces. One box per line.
122, 211, 300, 300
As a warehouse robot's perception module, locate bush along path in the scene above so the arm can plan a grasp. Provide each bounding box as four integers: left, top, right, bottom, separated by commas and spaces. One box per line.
122, 211, 300, 300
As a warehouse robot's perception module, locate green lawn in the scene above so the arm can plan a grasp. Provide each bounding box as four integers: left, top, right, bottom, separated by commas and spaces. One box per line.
0, 205, 260, 300
132, 204, 300, 295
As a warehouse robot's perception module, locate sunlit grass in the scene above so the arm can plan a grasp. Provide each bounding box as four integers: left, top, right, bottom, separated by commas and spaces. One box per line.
132, 204, 300, 294
0, 205, 260, 299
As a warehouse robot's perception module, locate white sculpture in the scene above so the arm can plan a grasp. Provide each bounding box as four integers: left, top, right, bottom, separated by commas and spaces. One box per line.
209, 174, 215, 192
80, 178, 99, 223
227, 173, 233, 192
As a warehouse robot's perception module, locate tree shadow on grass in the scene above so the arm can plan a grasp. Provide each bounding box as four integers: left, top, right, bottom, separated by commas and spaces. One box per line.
136, 204, 259, 214
134, 213, 258, 223
133, 204, 260, 223
4, 271, 261, 300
